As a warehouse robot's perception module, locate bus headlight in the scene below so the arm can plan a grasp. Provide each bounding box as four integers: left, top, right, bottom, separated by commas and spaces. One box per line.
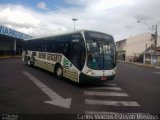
87, 71, 93, 75
86, 69, 94, 75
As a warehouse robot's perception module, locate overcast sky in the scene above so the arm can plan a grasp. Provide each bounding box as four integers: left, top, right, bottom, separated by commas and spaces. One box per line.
0, 0, 160, 41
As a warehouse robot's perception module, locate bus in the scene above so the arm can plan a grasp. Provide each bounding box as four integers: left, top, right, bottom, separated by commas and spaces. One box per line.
22, 30, 116, 83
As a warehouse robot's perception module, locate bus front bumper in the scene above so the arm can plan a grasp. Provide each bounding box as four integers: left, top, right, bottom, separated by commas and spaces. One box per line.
79, 72, 115, 83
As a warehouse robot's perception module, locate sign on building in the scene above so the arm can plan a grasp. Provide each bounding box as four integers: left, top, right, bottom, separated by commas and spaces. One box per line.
0, 25, 32, 40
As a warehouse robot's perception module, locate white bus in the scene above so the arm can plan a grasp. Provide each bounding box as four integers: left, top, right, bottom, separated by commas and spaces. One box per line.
22, 30, 116, 83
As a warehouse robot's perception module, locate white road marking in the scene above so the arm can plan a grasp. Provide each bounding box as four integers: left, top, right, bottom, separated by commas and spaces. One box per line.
23, 71, 72, 109
87, 87, 122, 90
85, 99, 140, 106
84, 91, 128, 97
84, 82, 141, 114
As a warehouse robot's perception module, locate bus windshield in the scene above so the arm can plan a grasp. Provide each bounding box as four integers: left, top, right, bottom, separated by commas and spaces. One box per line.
84, 31, 115, 70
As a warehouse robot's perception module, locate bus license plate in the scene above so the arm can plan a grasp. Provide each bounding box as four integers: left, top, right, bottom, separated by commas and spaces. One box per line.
101, 76, 107, 80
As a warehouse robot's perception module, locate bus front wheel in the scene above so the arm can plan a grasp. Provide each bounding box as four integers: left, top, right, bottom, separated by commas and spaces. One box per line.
55, 65, 63, 79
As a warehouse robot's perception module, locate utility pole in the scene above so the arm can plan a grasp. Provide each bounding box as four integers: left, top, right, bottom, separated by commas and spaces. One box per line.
155, 25, 158, 48
153, 25, 158, 64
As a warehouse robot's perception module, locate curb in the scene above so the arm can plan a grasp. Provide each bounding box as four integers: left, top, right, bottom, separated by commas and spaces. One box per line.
117, 60, 160, 70
0, 56, 21, 59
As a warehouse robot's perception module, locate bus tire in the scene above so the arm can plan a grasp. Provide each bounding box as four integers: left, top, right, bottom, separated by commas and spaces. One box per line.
55, 65, 63, 79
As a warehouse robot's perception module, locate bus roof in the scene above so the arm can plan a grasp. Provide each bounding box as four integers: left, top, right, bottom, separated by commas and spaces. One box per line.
25, 30, 113, 41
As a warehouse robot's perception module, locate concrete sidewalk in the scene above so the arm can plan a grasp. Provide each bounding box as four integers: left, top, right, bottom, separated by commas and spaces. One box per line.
0, 55, 21, 59
117, 60, 160, 70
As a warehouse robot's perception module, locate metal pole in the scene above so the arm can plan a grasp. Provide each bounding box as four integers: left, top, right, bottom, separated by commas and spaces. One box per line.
155, 25, 158, 47
72, 18, 78, 32
14, 39, 16, 55
74, 21, 75, 32
153, 25, 158, 64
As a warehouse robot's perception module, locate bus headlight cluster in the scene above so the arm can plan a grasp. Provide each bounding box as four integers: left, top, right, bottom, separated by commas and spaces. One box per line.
86, 69, 94, 75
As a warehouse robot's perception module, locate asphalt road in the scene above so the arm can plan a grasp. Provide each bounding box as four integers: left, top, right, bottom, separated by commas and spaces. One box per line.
0, 58, 160, 119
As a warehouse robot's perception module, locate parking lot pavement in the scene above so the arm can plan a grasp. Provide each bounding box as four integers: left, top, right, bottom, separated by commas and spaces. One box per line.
0, 58, 85, 114
0, 58, 160, 120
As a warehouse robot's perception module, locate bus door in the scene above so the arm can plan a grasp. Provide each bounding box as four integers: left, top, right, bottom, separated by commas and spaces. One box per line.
70, 34, 85, 71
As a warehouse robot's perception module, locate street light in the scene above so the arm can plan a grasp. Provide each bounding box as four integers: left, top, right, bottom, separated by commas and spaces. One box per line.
137, 20, 158, 65
72, 18, 78, 32
137, 20, 153, 31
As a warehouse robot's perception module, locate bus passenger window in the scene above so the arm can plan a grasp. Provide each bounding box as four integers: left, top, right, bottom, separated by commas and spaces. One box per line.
70, 42, 79, 68
63, 43, 70, 59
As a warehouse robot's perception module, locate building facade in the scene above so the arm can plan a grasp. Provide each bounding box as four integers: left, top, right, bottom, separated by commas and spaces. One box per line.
0, 25, 32, 55
116, 32, 160, 65
116, 39, 126, 61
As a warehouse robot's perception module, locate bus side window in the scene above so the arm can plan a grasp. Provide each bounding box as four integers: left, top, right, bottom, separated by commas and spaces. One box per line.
79, 38, 86, 70
53, 36, 64, 53
69, 34, 85, 70
63, 42, 70, 59
46, 40, 52, 52
70, 41, 79, 69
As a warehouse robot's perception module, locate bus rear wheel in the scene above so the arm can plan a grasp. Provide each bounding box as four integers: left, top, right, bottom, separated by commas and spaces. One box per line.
55, 65, 63, 79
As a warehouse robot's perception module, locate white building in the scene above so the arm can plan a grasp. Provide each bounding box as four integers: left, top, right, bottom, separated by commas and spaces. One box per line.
116, 32, 160, 65
116, 39, 126, 61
